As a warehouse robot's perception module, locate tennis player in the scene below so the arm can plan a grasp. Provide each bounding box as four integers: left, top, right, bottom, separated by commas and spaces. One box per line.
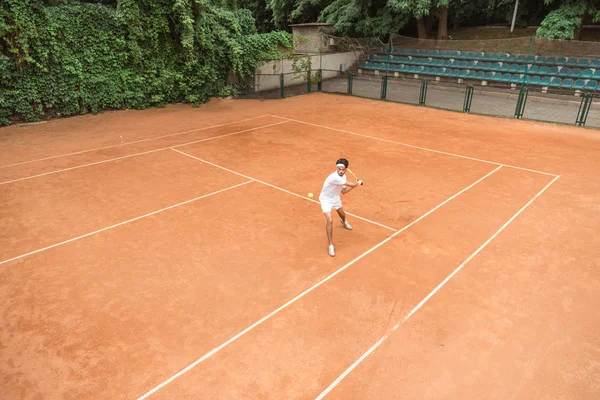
319, 158, 362, 257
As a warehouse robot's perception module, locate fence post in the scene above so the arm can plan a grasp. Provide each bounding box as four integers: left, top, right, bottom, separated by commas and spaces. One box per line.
381, 75, 388, 100
576, 93, 593, 126
419, 79, 428, 105
317, 69, 322, 92
463, 85, 474, 112
279, 73, 284, 98
514, 86, 528, 118
347, 73, 353, 95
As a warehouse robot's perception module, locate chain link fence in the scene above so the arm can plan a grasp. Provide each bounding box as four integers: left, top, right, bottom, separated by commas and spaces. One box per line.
232, 33, 600, 130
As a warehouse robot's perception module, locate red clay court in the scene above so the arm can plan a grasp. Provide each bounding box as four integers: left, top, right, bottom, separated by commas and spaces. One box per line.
1, 93, 599, 399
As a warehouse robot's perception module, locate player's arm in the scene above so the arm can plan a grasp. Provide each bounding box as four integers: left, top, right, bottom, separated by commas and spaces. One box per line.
341, 180, 362, 194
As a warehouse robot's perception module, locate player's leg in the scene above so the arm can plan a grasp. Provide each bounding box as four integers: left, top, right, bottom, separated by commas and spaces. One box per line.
336, 207, 352, 230
323, 210, 335, 256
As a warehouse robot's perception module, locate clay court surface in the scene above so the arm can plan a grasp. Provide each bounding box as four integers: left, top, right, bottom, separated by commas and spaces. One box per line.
1, 93, 599, 399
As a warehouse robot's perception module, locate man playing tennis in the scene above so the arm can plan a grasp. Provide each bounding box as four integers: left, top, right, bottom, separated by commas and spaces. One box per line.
319, 158, 362, 257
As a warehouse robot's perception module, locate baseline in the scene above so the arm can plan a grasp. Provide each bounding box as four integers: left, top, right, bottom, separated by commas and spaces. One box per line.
134, 165, 502, 400
270, 115, 558, 177
315, 174, 561, 399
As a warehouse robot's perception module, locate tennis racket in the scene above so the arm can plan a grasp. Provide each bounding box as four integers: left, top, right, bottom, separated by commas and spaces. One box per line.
347, 168, 363, 185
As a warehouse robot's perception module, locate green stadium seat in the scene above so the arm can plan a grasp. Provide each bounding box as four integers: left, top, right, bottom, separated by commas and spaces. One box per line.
543, 56, 556, 65
500, 64, 510, 72
560, 78, 574, 88
577, 58, 590, 67
540, 76, 552, 86
558, 67, 570, 77
441, 68, 452, 76
590, 59, 600, 68
414, 66, 424, 73
526, 55, 536, 63
449, 50, 460, 58
527, 65, 539, 74
573, 79, 586, 90
500, 73, 511, 82
538, 66, 550, 75
518, 65, 527, 73
507, 54, 517, 62
580, 69, 593, 79
584, 80, 598, 91
565, 57, 579, 67
548, 66, 559, 76
466, 61, 476, 68
529, 76, 542, 85
569, 68, 581, 78
435, 59, 445, 66
430, 50, 440, 56
516, 55, 526, 62
535, 56, 546, 64
458, 70, 469, 78
508, 64, 519, 73
489, 62, 502, 72
593, 70, 600, 79
556, 57, 567, 65
549, 77, 562, 87
498, 54, 509, 62
443, 59, 453, 66
451, 69, 460, 77
476, 71, 485, 79
476, 61, 488, 70
466, 70, 477, 78
484, 71, 494, 80
510, 74, 522, 83
458, 60, 468, 68
473, 52, 484, 60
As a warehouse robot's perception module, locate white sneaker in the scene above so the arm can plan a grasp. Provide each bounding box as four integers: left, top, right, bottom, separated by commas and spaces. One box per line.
328, 244, 335, 257
341, 220, 353, 230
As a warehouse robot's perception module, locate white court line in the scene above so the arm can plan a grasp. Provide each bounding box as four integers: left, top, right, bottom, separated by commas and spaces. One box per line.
0, 180, 253, 267
0, 115, 271, 169
135, 165, 502, 400
315, 174, 561, 400
171, 148, 397, 232
270, 114, 559, 177
0, 121, 288, 186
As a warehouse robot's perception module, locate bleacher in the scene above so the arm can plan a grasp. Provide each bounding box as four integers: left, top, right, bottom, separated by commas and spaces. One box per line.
358, 48, 600, 93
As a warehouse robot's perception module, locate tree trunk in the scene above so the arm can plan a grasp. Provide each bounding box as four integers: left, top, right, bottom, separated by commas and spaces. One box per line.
438, 5, 448, 41
425, 14, 434, 39
417, 17, 427, 40
574, 16, 583, 40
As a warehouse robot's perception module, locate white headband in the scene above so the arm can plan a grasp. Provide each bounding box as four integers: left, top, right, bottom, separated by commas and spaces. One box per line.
337, 163, 346, 168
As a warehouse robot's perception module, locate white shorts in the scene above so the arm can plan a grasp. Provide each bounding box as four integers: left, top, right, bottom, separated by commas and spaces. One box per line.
320, 196, 342, 213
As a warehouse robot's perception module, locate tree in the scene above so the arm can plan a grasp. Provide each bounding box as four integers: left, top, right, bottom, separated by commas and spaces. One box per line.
536, 0, 600, 39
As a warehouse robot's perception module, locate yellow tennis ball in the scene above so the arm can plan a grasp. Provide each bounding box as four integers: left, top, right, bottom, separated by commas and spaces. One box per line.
308, 192, 313, 198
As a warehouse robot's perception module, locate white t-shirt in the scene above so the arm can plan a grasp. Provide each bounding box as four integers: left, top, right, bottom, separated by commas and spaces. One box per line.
319, 171, 347, 201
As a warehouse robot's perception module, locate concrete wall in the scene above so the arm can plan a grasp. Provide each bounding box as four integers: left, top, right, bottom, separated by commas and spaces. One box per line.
254, 52, 361, 92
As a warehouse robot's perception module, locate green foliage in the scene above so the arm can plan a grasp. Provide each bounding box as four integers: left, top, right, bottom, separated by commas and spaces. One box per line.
536, 1, 590, 39
0, 0, 292, 125
318, 0, 410, 37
